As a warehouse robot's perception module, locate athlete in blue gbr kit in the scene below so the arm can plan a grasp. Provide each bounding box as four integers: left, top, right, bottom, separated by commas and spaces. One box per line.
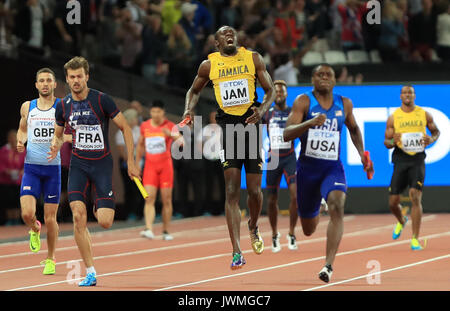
284, 64, 371, 283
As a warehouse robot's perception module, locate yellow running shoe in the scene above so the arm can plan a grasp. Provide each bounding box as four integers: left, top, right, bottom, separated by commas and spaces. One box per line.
249, 225, 264, 255
392, 216, 407, 240
41, 259, 56, 275
411, 238, 424, 251
29, 220, 41, 253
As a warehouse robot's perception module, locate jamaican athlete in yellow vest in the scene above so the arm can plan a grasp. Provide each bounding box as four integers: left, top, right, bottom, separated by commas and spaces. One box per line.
393, 106, 427, 157
208, 47, 257, 116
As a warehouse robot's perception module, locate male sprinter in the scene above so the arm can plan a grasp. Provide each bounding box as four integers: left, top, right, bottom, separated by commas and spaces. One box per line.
183, 26, 275, 269
48, 57, 140, 286
261, 80, 298, 252
384, 85, 439, 250
284, 64, 372, 283
17, 68, 62, 275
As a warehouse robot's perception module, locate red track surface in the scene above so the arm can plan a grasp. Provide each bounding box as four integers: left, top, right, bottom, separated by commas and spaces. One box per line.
0, 213, 449, 291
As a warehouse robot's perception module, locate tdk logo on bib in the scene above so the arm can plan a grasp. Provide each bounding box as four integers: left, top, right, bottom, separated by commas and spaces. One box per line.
222, 81, 245, 88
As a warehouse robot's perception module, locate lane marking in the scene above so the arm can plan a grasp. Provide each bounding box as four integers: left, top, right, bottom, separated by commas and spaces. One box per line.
5, 230, 449, 291
0, 215, 359, 259
303, 254, 450, 291
0, 216, 361, 274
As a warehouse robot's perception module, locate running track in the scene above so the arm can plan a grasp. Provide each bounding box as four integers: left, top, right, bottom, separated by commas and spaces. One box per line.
0, 213, 449, 291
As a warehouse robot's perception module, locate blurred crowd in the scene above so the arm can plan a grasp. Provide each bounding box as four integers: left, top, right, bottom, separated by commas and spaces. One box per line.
1, 0, 450, 89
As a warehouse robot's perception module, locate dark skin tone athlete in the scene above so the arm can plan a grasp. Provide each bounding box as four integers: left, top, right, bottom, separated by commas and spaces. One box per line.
183, 26, 275, 256
266, 82, 298, 240
283, 64, 369, 267
384, 85, 440, 241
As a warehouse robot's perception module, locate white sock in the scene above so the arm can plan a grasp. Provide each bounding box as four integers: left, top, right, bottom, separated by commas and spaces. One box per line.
86, 266, 96, 275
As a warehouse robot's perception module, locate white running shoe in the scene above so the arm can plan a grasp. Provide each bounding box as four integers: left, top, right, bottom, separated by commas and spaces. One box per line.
162, 232, 174, 241
318, 264, 333, 283
271, 232, 281, 253
287, 234, 298, 250
140, 229, 154, 239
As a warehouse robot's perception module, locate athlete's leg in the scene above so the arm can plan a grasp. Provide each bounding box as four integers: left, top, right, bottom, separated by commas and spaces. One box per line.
266, 192, 279, 237
96, 207, 115, 229
143, 186, 158, 231
325, 190, 346, 266
224, 168, 242, 254
300, 215, 320, 236
160, 187, 173, 233
266, 166, 282, 237
388, 194, 405, 224
43, 203, 59, 260
20, 195, 40, 232
246, 173, 263, 232
287, 182, 298, 236
409, 188, 423, 239
71, 200, 94, 269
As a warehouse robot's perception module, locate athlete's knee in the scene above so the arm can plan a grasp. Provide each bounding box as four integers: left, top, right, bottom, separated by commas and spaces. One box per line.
327, 201, 344, 218
267, 194, 278, 208
409, 188, 422, 205
98, 218, 113, 229
44, 213, 57, 225
247, 186, 262, 201
302, 226, 316, 236
225, 183, 240, 204
301, 218, 318, 236
21, 209, 34, 222
71, 208, 87, 229
96, 208, 114, 229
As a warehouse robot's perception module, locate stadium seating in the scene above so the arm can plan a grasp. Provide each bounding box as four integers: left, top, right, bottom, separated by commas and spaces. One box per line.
323, 50, 348, 64
347, 50, 370, 64
301, 51, 324, 66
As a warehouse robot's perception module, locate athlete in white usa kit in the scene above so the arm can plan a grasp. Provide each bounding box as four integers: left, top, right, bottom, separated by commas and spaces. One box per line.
17, 68, 62, 275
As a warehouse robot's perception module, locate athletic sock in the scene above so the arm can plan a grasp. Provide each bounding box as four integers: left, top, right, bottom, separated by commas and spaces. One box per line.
86, 266, 96, 275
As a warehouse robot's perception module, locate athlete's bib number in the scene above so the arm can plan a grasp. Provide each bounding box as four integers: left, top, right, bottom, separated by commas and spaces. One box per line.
145, 136, 166, 154
401, 132, 424, 153
269, 125, 291, 150
75, 125, 104, 150
305, 129, 340, 160
219, 79, 250, 107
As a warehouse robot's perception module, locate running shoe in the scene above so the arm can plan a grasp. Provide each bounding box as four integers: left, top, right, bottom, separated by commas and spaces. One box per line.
318, 264, 333, 283
162, 231, 174, 241
230, 253, 246, 270
392, 216, 408, 240
271, 232, 281, 253
29, 220, 41, 253
140, 229, 154, 239
41, 259, 56, 275
287, 234, 298, 250
78, 273, 97, 287
248, 224, 264, 255
411, 238, 424, 250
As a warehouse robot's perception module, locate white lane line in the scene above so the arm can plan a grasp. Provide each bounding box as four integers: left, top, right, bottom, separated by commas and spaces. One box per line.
0, 215, 213, 247
0, 215, 380, 275
0, 214, 359, 259
303, 254, 450, 291
153, 231, 450, 291
6, 229, 449, 291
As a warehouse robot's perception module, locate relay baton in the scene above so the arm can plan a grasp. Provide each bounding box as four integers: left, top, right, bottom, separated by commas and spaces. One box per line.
133, 177, 149, 199
364, 151, 374, 180
178, 115, 191, 127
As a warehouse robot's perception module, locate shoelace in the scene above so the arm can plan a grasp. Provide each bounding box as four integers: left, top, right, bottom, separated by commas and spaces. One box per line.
40, 259, 55, 265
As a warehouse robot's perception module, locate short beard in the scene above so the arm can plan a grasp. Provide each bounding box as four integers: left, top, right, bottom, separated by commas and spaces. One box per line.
71, 85, 84, 94
275, 99, 286, 107
223, 45, 237, 55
